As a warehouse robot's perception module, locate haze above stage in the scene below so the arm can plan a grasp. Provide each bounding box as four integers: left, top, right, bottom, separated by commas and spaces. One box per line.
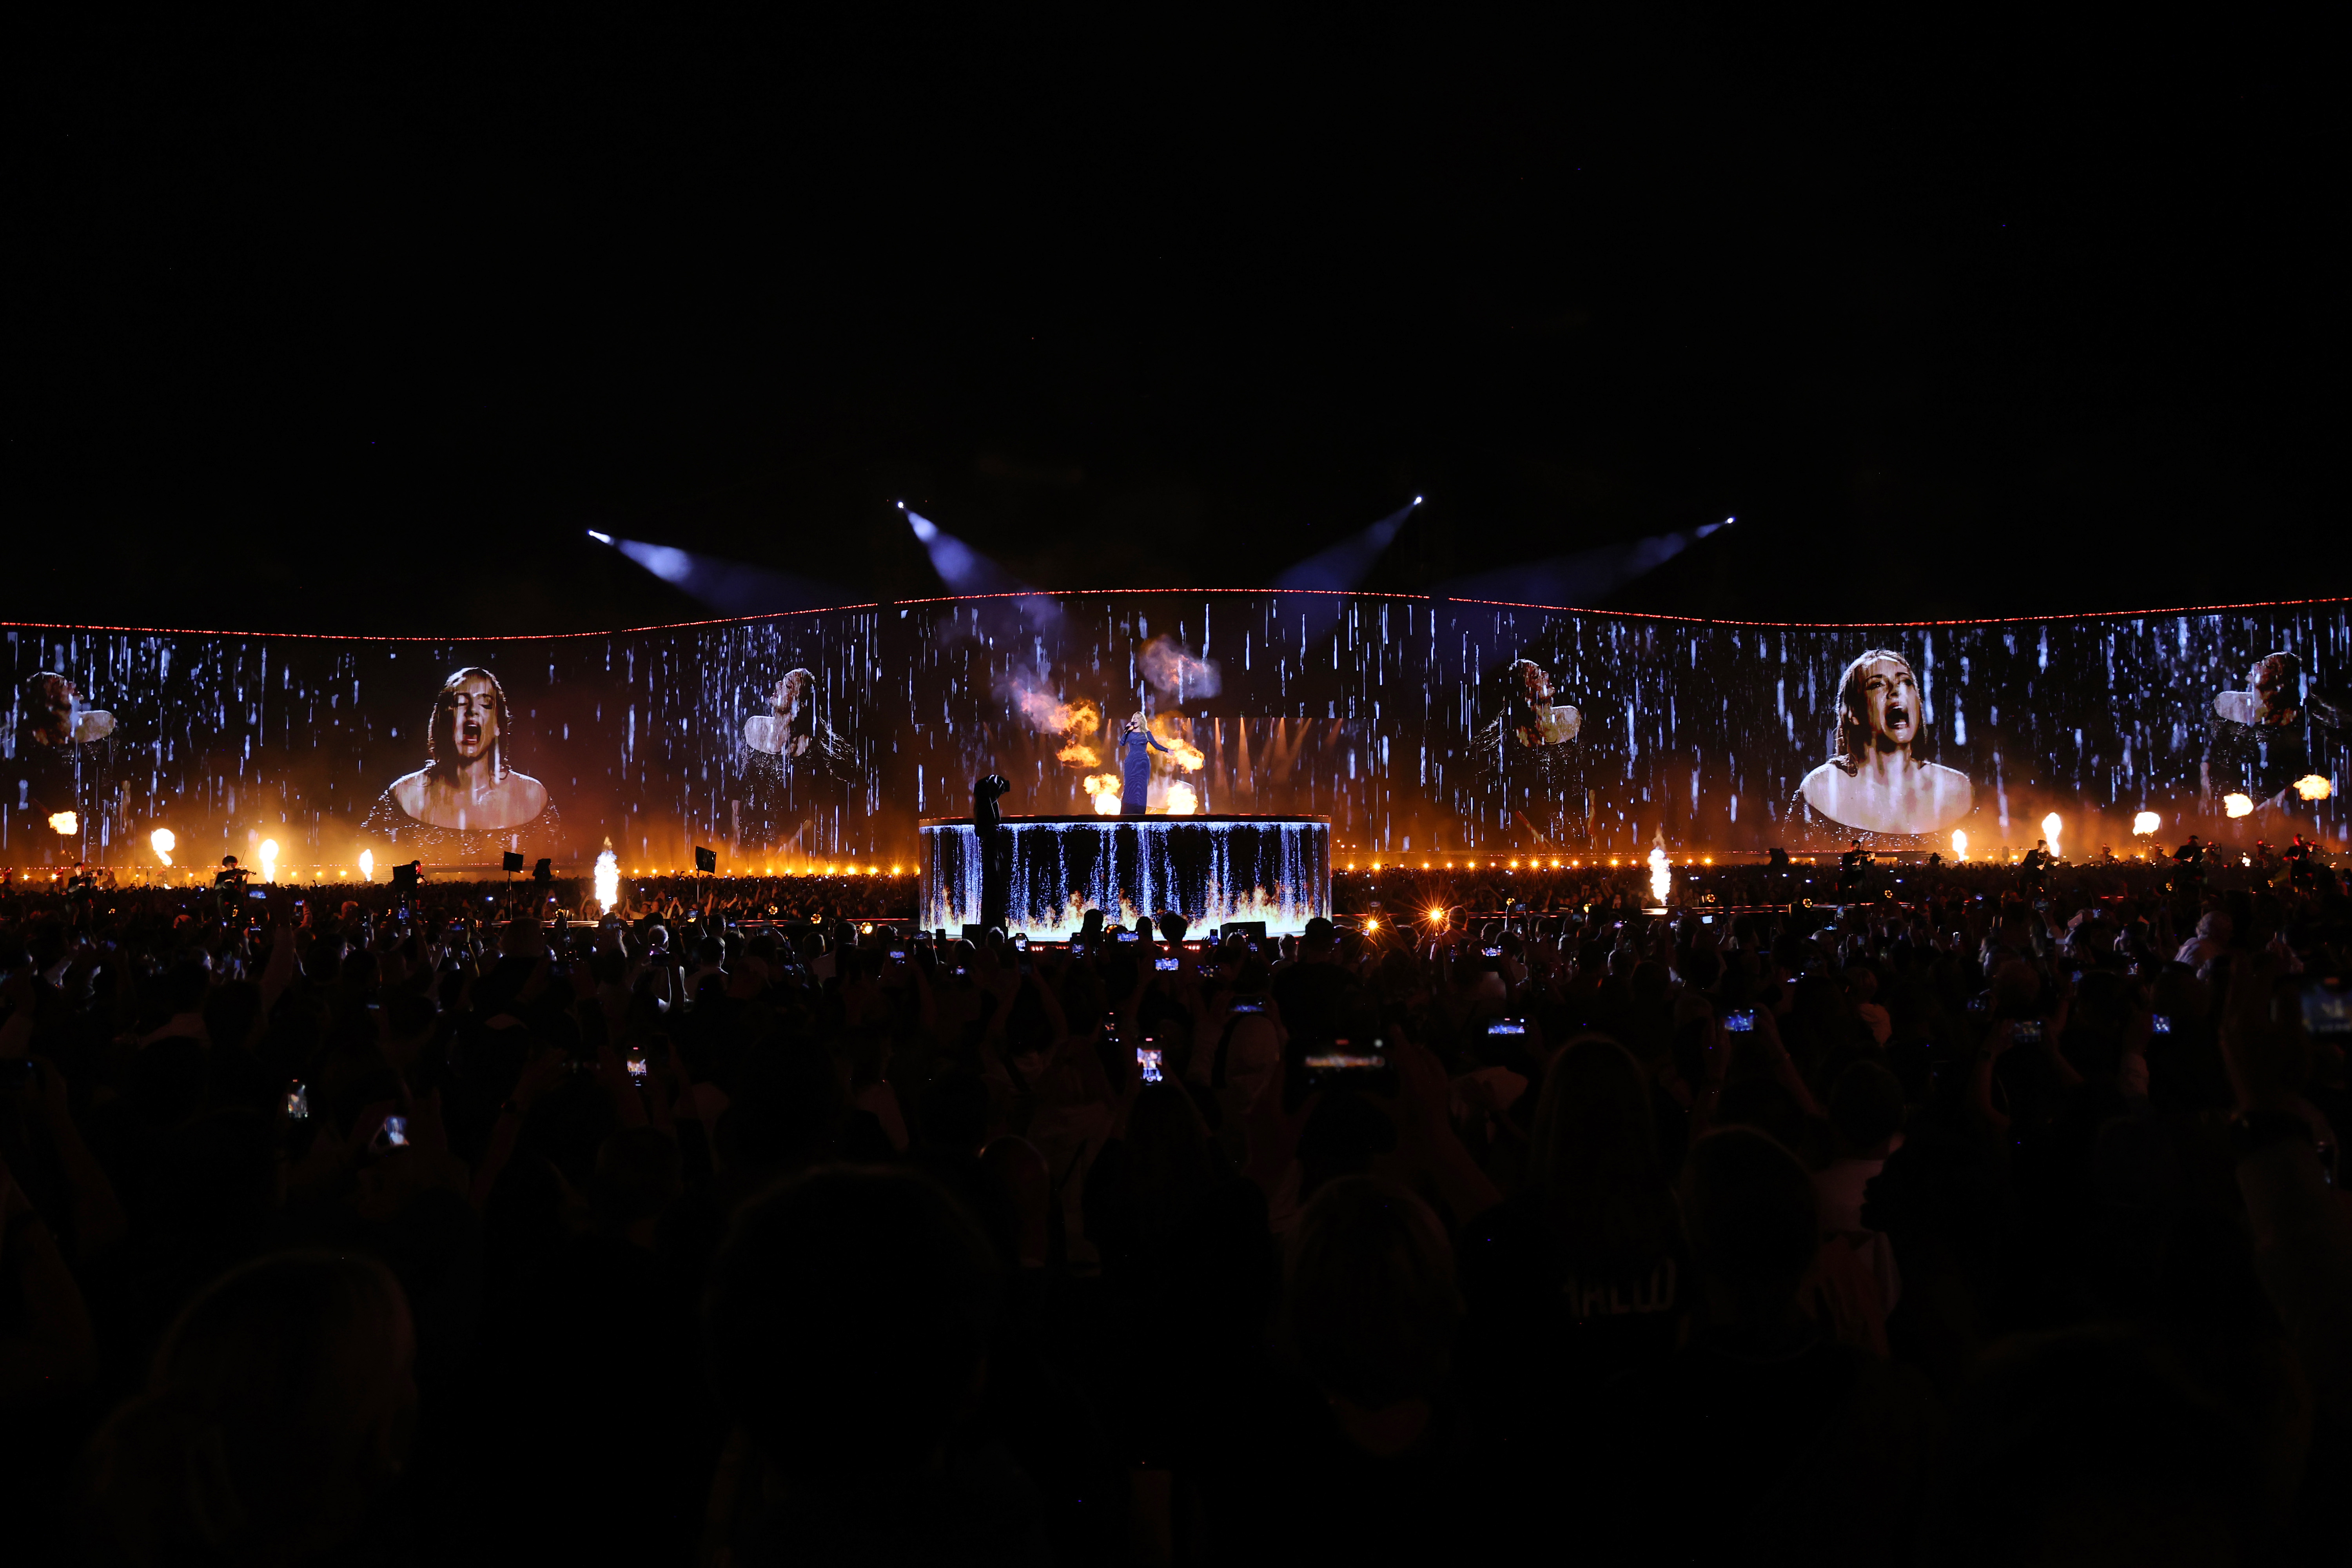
920, 814, 1331, 939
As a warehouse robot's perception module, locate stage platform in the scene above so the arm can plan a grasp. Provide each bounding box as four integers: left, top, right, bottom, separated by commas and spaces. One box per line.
920, 813, 1330, 939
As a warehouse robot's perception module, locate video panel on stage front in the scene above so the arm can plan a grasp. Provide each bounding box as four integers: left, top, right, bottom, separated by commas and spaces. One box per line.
6, 594, 2345, 867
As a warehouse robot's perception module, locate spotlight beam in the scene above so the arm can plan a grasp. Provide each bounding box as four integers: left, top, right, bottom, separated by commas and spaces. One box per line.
901, 505, 1029, 595
1437, 517, 1734, 607
1272, 499, 1421, 593
589, 530, 850, 614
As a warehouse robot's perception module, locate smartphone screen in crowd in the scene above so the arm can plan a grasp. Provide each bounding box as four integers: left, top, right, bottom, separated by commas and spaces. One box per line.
1722, 1009, 1756, 1033
1136, 1047, 1163, 1084
381, 1115, 409, 1149
2012, 1019, 2045, 1045
2151, 1014, 2173, 1034
2301, 984, 2352, 1038
1229, 997, 1267, 1014
1117, 930, 1140, 944
1485, 1018, 1527, 1036
286, 1082, 310, 1120
1154, 956, 1179, 971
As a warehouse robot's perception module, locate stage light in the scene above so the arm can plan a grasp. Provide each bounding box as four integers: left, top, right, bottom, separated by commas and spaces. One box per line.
48, 811, 76, 836
1364, 917, 1380, 932
151, 828, 176, 867
2041, 813, 2062, 858
1952, 829, 1968, 862
2225, 793, 2254, 818
358, 849, 374, 882
2297, 775, 2333, 801
586, 529, 613, 544
2132, 811, 2161, 836
906, 508, 1027, 594
1273, 498, 1421, 592
1551, 858, 1561, 867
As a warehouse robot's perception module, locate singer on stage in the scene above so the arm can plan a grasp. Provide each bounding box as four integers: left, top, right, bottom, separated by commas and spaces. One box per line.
1116, 711, 1170, 816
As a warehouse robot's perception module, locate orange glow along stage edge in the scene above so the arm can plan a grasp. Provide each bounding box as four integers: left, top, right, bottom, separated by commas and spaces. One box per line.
920, 814, 1331, 939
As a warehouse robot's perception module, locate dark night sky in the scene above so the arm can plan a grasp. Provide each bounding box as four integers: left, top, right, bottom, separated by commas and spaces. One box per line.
8, 15, 2340, 636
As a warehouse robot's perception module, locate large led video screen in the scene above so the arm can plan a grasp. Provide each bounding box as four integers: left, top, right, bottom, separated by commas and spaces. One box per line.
5, 592, 2346, 869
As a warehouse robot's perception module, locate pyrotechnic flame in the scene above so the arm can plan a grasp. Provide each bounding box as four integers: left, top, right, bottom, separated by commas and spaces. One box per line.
47, 811, 77, 835
1008, 679, 1103, 771
358, 849, 375, 882
595, 842, 620, 911
151, 827, 176, 867
259, 838, 279, 884
1081, 773, 1122, 815
1951, 829, 1968, 862
2041, 812, 2062, 858
2224, 793, 2254, 819
1648, 844, 1671, 904
2132, 811, 2161, 836
1011, 686, 1099, 738
1147, 714, 1204, 771
2296, 775, 2333, 801
1164, 781, 1198, 815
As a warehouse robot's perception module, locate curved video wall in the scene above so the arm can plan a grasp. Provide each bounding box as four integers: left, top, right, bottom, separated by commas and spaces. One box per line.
5, 592, 2347, 868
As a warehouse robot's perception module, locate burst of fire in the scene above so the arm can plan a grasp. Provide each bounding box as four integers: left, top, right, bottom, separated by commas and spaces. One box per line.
1648, 844, 1671, 904
1147, 714, 1205, 771
151, 827, 176, 867
259, 838, 279, 884
2132, 811, 2161, 836
47, 811, 77, 835
359, 849, 375, 882
1014, 686, 1103, 772
1164, 781, 1198, 815
2041, 812, 2062, 858
595, 842, 620, 911
1082, 773, 1122, 815
2296, 775, 2333, 801
2224, 793, 2254, 819
1951, 829, 1968, 862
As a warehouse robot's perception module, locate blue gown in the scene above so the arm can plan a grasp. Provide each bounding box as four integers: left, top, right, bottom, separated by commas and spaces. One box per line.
1117, 729, 1170, 816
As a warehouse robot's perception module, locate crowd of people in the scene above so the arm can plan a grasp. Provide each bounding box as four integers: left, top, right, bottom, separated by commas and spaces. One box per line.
0, 855, 2346, 1564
